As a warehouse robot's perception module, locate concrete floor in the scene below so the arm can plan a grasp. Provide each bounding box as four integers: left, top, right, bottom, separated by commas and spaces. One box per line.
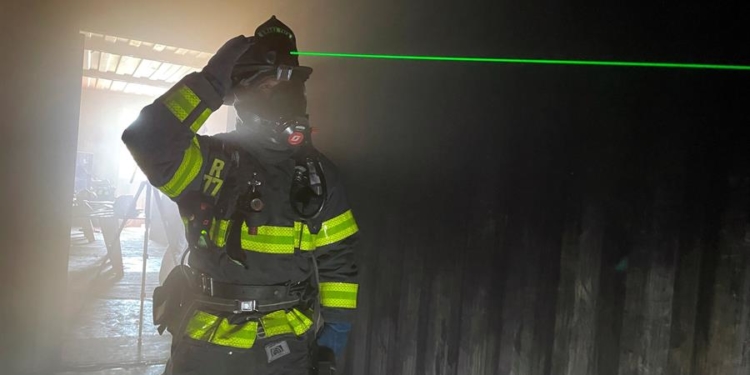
60, 226, 174, 374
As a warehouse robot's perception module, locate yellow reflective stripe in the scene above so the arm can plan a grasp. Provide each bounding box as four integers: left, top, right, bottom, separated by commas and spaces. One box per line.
163, 85, 200, 122
158, 137, 203, 198
211, 319, 257, 349
184, 310, 258, 349
237, 211, 358, 254
185, 310, 219, 341
190, 108, 212, 133
259, 309, 313, 338
210, 218, 230, 247
261, 310, 294, 337
185, 309, 311, 349
320, 282, 358, 309
240, 222, 295, 254
286, 308, 314, 335
315, 210, 359, 247
293, 222, 316, 251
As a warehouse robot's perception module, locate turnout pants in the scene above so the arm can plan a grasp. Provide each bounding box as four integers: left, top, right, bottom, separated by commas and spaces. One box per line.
164, 322, 316, 375
156, 266, 318, 375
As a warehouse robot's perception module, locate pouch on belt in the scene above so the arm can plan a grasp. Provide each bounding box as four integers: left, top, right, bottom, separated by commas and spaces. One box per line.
153, 265, 193, 335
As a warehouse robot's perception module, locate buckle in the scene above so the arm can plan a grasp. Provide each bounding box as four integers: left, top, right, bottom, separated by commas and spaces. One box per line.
200, 274, 214, 296
234, 300, 257, 313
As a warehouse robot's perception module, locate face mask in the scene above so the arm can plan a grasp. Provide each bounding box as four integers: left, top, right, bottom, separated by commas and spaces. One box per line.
233, 77, 309, 151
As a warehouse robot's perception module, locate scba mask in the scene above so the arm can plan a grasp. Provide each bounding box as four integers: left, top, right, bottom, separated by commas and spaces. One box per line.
227, 15, 314, 152
232, 67, 312, 151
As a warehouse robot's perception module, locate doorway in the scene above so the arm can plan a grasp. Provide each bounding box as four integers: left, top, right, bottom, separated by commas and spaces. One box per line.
62, 31, 230, 374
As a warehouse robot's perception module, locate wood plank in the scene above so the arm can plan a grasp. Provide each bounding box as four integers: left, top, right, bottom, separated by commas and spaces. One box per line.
455, 207, 504, 375
616, 113, 687, 375
346, 196, 379, 375
739, 220, 750, 374
420, 190, 465, 375
496, 214, 559, 375
665, 234, 703, 375
617, 156, 681, 374
665, 159, 710, 375
551, 205, 603, 375
739, 236, 750, 374
365, 214, 404, 375
693, 179, 750, 375
394, 228, 425, 375
423, 268, 463, 375
495, 215, 530, 375
596, 224, 628, 375
617, 236, 677, 375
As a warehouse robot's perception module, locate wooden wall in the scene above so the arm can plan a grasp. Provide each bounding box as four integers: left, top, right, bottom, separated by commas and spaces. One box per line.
331, 5, 750, 369
341, 69, 750, 374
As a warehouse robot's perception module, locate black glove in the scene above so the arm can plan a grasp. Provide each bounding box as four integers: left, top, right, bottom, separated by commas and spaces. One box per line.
202, 35, 254, 99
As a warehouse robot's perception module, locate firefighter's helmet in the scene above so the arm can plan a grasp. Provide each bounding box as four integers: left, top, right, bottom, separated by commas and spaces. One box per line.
231, 16, 312, 88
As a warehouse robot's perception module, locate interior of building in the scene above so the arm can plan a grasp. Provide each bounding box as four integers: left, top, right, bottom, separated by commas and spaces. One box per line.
2, 1, 750, 375
65, 31, 233, 374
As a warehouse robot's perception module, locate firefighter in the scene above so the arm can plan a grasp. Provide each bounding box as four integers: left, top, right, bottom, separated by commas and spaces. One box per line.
122, 16, 358, 375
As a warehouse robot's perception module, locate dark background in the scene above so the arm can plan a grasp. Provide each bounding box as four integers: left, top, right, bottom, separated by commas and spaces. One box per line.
1, 0, 749, 374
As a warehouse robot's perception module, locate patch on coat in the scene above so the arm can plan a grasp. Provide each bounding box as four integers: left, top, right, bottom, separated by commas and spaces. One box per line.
265, 340, 291, 363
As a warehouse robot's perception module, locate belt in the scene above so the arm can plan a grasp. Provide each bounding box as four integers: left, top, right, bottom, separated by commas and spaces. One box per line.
191, 270, 313, 314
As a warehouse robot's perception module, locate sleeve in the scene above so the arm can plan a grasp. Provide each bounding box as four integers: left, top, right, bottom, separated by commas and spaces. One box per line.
121, 72, 227, 201
312, 164, 360, 325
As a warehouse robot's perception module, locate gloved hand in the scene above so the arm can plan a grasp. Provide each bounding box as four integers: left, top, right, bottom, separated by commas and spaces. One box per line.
316, 322, 352, 357
202, 35, 254, 100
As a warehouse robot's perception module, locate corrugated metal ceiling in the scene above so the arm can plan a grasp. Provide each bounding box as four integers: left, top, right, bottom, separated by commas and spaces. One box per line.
80, 31, 212, 97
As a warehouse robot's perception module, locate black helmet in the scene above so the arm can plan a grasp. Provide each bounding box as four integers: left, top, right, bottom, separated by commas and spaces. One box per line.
231, 16, 313, 88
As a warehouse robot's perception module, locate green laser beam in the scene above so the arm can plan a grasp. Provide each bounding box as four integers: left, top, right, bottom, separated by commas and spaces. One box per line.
291, 51, 750, 71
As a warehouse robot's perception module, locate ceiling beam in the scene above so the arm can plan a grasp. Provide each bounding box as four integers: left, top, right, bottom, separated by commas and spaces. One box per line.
83, 36, 209, 69
82, 69, 174, 89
